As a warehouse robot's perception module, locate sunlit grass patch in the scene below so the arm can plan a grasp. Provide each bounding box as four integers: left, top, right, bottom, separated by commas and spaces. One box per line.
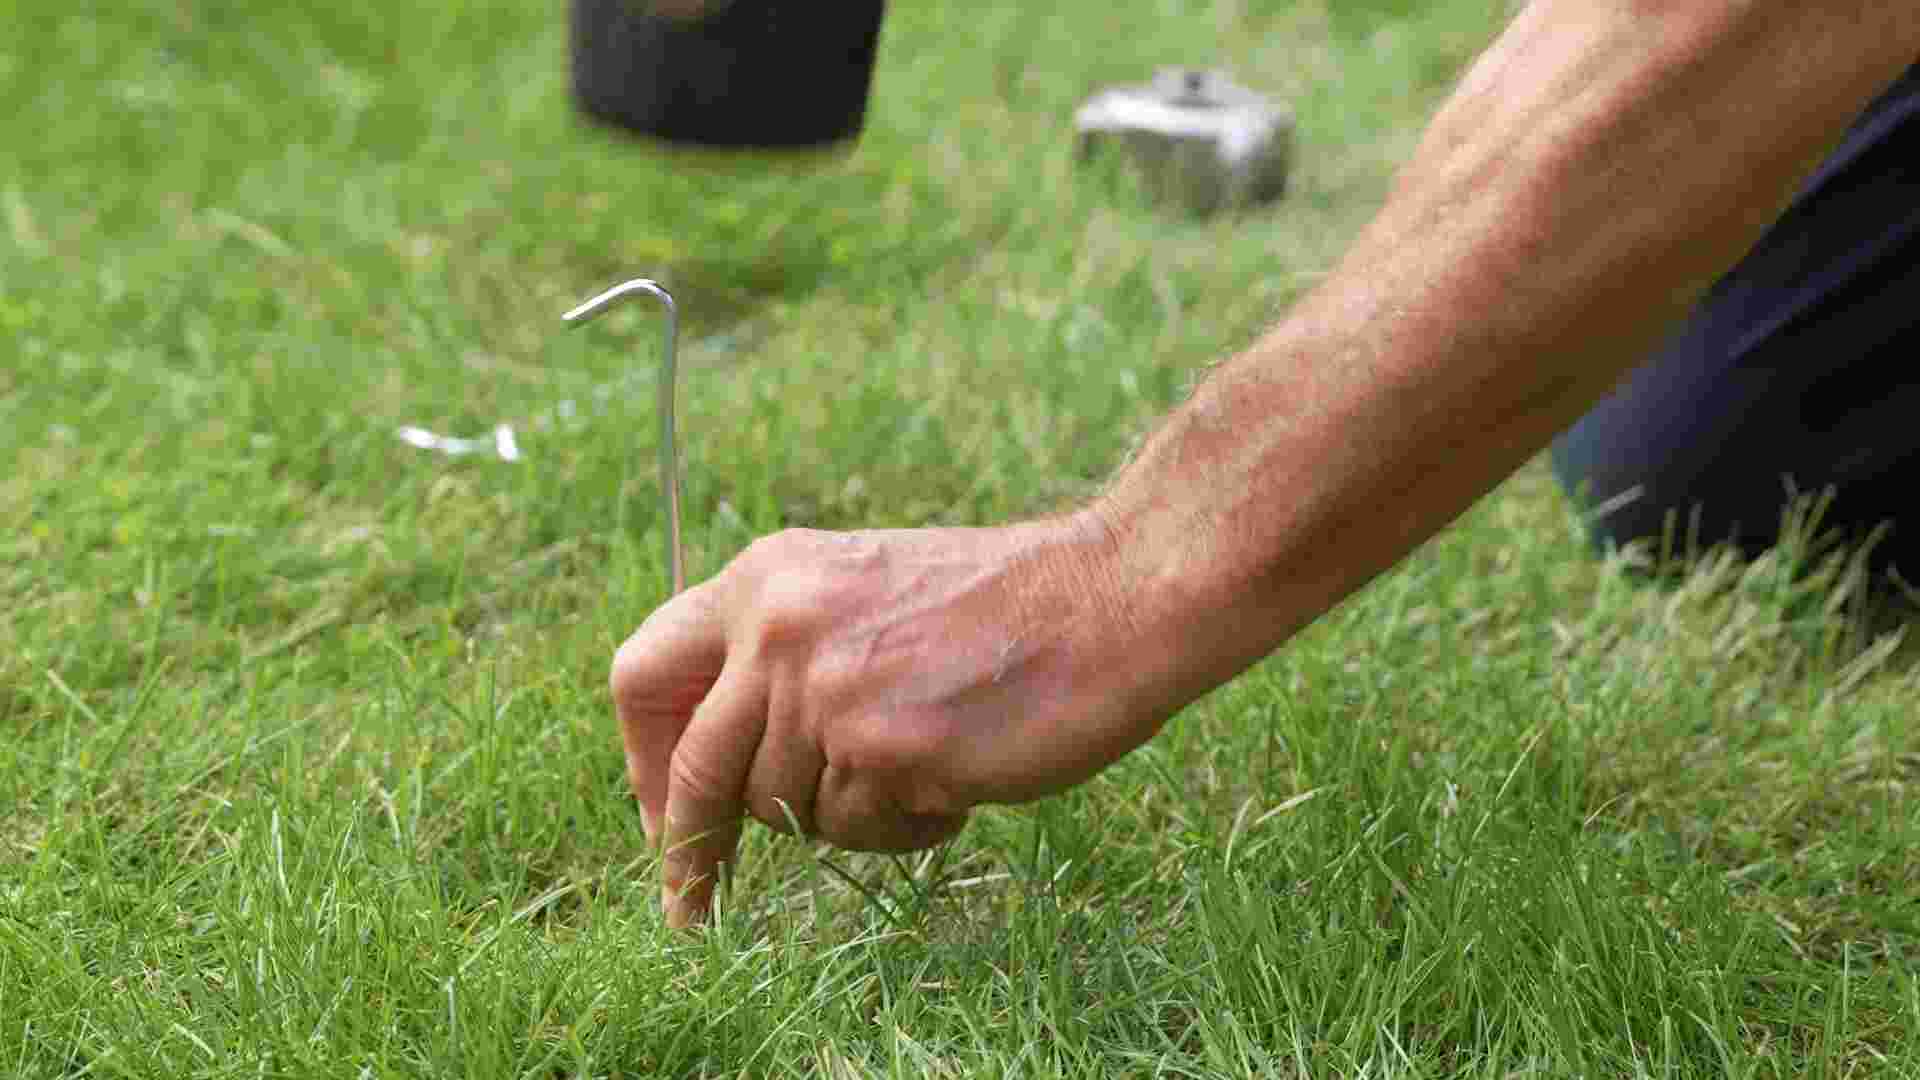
5, 0, 1917, 1074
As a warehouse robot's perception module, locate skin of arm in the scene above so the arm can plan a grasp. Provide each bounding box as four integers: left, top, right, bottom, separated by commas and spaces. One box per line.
612, 0, 1920, 927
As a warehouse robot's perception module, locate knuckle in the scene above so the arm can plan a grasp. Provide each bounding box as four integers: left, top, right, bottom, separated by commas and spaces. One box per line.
836, 720, 965, 819
744, 598, 817, 652
607, 637, 649, 705
815, 780, 964, 853
727, 529, 886, 659
739, 528, 815, 567
899, 778, 965, 821
667, 746, 736, 810
873, 716, 949, 770
608, 584, 722, 711
740, 572, 837, 655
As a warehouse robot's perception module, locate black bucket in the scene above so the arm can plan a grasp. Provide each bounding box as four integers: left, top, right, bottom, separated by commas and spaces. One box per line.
570, 0, 888, 150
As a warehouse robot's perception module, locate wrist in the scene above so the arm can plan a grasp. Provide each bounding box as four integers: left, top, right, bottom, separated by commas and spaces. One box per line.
1024, 503, 1234, 729
1076, 482, 1317, 719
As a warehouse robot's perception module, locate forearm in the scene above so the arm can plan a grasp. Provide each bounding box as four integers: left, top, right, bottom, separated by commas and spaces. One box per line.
612, 4, 1917, 921
1085, 2, 1919, 714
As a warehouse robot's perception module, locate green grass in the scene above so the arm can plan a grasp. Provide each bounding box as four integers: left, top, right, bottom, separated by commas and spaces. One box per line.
4, 1, 1919, 1075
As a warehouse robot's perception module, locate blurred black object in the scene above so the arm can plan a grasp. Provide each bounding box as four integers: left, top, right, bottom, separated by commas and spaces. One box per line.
570, 0, 887, 150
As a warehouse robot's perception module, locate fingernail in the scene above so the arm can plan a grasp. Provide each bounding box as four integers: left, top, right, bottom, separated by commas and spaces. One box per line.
626, 750, 660, 843
661, 874, 704, 929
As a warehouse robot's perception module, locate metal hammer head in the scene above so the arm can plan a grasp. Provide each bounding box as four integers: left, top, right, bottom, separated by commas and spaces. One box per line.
1075, 67, 1295, 215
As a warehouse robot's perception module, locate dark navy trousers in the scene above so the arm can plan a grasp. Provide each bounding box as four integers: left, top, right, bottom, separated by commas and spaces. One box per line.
1551, 64, 1920, 581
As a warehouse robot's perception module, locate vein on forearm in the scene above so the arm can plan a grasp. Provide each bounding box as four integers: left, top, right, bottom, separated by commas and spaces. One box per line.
1095, 1, 1920, 710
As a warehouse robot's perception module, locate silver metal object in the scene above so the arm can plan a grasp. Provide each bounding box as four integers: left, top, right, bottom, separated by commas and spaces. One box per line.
563, 278, 685, 595
391, 278, 685, 594
1075, 68, 1295, 215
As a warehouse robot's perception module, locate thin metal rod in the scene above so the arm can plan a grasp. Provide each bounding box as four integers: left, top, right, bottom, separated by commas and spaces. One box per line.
563, 279, 684, 596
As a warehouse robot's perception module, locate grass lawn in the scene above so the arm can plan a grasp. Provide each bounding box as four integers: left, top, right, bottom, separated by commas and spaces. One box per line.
5, 0, 1919, 1075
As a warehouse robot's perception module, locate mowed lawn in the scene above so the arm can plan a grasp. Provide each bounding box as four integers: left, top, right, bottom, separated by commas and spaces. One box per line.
4, 1, 1918, 1075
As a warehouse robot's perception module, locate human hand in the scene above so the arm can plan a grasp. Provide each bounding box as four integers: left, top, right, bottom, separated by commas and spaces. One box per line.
610, 515, 1163, 927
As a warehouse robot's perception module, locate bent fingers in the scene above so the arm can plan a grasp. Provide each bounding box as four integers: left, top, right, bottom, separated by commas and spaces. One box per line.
612, 584, 728, 844
660, 661, 770, 927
